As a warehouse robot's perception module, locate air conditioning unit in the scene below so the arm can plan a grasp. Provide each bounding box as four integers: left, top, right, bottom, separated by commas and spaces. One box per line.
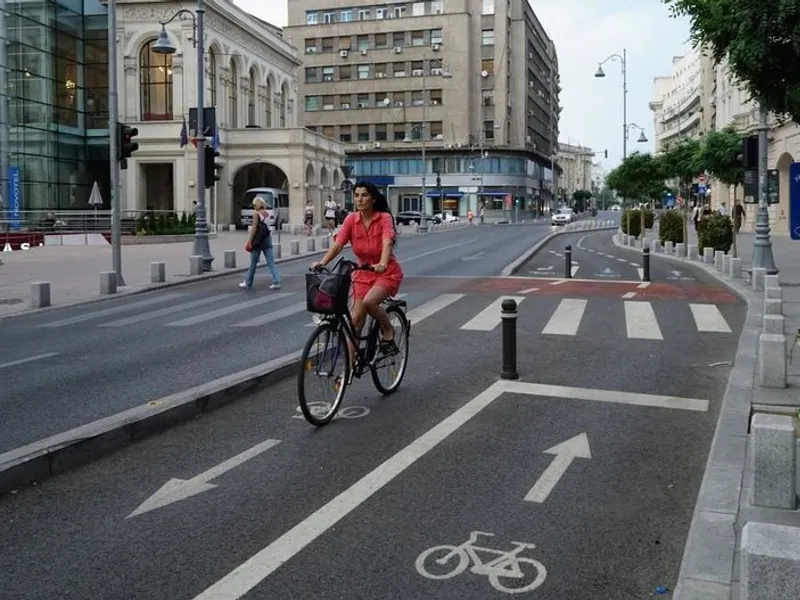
481, 70, 489, 78
360, 48, 368, 55
323, 75, 333, 82
358, 144, 368, 151
339, 50, 348, 58
394, 101, 404, 107
445, 143, 453, 149
432, 43, 440, 51
358, 102, 368, 108
376, 72, 386, 78
341, 103, 351, 109
529, 81, 534, 88
373, 142, 381, 148
435, 133, 443, 140
431, 100, 440, 105
412, 69, 423, 76
430, 68, 442, 75
393, 46, 403, 54
306, 47, 316, 54
454, 143, 462, 149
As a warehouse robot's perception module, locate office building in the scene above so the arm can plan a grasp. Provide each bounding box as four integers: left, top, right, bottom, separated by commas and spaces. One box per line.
285, 0, 560, 217
556, 142, 593, 200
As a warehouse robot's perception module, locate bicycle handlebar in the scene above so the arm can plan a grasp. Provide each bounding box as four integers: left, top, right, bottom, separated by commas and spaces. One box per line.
310, 258, 374, 274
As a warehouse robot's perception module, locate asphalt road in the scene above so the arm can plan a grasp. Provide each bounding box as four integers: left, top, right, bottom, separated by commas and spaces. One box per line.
0, 256, 746, 599
0, 222, 558, 453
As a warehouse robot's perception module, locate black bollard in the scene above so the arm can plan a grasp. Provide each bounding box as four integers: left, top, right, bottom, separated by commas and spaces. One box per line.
565, 245, 572, 279
500, 298, 519, 380
642, 246, 651, 282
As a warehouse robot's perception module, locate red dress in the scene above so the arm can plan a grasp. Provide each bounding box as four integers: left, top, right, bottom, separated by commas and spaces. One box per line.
334, 211, 403, 299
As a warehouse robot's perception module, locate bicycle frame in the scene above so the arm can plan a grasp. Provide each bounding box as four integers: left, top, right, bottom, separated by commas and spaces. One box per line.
450, 532, 536, 577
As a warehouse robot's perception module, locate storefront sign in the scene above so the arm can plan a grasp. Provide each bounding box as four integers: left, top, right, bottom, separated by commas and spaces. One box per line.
1, 232, 44, 251
789, 162, 800, 240
9, 165, 21, 230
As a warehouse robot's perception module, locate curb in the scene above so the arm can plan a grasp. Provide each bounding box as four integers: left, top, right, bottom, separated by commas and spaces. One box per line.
501, 223, 618, 276
612, 233, 758, 600
0, 350, 304, 496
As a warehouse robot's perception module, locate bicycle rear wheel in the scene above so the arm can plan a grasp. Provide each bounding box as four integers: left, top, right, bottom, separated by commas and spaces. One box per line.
298, 322, 351, 426
370, 304, 410, 395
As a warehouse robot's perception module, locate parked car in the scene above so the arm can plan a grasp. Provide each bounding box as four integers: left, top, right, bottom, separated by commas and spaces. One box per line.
551, 208, 574, 226
396, 211, 441, 225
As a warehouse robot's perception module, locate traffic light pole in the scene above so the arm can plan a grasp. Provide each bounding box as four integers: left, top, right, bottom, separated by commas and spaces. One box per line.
108, 0, 125, 286
193, 0, 214, 271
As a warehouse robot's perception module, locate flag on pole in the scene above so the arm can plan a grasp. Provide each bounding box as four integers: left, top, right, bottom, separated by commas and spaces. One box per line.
179, 117, 188, 148
211, 127, 221, 151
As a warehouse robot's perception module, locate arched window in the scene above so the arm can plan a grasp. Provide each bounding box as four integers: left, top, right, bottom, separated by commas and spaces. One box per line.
140, 39, 173, 121
247, 67, 256, 126
206, 48, 217, 107
228, 60, 238, 127
265, 77, 272, 128
280, 83, 287, 127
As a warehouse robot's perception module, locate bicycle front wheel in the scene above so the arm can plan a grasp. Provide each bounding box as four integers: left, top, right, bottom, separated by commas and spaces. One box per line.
371, 304, 410, 395
298, 322, 351, 426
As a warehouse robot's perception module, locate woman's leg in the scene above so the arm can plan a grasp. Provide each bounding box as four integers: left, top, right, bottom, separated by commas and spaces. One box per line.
362, 285, 395, 342
348, 298, 366, 367
264, 239, 280, 286
243, 249, 259, 287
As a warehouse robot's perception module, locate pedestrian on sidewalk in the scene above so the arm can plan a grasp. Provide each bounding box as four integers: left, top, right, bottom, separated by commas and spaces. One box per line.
324, 195, 338, 235
304, 200, 314, 236
239, 196, 281, 290
733, 201, 745, 234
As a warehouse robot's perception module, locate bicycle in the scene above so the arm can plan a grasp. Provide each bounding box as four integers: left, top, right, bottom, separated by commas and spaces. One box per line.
297, 257, 410, 426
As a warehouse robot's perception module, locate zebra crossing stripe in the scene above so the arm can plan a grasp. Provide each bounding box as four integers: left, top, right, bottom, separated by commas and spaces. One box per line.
38, 293, 185, 328
542, 299, 587, 336
166, 293, 295, 327
234, 302, 307, 327
406, 294, 464, 326
99, 294, 236, 327
689, 303, 732, 333
624, 301, 663, 340
460, 296, 525, 331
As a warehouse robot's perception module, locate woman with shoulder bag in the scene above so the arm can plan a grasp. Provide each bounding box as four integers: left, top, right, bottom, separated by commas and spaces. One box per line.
239, 196, 281, 290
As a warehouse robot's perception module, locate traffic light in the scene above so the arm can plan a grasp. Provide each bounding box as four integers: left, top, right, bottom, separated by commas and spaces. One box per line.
204, 146, 221, 188
117, 122, 139, 161
604, 149, 608, 159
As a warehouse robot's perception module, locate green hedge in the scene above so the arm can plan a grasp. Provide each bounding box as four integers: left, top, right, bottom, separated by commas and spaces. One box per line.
698, 213, 733, 254
658, 209, 684, 245
620, 208, 655, 238
136, 211, 196, 235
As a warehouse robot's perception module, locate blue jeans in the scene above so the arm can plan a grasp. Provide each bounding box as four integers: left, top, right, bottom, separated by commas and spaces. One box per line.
244, 237, 280, 287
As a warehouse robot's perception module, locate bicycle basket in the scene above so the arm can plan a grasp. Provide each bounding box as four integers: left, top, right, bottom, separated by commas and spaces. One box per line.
305, 270, 352, 314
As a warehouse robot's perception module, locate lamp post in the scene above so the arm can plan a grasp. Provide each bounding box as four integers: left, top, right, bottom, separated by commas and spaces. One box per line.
152, 0, 214, 271
107, 0, 125, 285
753, 106, 778, 273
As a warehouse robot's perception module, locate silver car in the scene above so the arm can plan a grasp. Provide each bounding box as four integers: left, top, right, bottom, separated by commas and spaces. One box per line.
551, 208, 574, 226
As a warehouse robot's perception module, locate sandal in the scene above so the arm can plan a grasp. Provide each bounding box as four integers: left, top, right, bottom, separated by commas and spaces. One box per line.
379, 334, 399, 356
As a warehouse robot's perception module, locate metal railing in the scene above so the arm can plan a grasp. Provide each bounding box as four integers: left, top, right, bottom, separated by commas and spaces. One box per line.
0, 209, 193, 236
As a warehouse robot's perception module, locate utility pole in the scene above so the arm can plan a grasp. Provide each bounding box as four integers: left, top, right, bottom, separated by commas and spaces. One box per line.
108, 0, 125, 286
752, 106, 778, 273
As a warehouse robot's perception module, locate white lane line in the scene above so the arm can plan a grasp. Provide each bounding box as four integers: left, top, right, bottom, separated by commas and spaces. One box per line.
616, 258, 628, 263
636, 268, 644, 281
406, 294, 464, 325
166, 293, 294, 327
690, 303, 732, 333
0, 352, 59, 370
234, 302, 310, 327
550, 279, 569, 286
637, 282, 650, 289
99, 294, 235, 327
193, 378, 707, 599
624, 301, 663, 340
399, 239, 477, 264
622, 291, 637, 299
519, 287, 540, 294
542, 299, 587, 336
460, 296, 525, 331
37, 293, 185, 328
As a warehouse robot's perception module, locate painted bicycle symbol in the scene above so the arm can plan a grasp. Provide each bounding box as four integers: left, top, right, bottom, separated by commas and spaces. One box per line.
292, 403, 369, 421
415, 531, 547, 595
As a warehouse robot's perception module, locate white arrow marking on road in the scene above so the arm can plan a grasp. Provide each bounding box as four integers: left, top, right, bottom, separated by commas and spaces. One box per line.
671, 270, 683, 277
127, 438, 282, 518
461, 251, 485, 261
536, 265, 554, 272
637, 268, 644, 281
571, 265, 580, 277
524, 433, 591, 503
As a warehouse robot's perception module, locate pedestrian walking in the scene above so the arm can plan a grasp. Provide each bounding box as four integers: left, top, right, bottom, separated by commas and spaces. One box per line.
304, 200, 314, 236
239, 196, 281, 290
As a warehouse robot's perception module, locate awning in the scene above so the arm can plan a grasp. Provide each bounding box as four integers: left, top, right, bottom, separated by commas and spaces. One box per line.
426, 189, 463, 198
478, 190, 508, 197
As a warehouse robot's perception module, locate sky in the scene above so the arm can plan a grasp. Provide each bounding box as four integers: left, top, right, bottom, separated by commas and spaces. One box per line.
233, 0, 692, 170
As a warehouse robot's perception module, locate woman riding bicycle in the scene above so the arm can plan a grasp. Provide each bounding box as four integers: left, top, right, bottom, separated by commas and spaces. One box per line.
310, 181, 403, 356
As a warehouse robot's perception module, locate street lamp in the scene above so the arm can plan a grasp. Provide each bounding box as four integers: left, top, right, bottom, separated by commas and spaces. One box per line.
627, 123, 649, 144
152, 1, 214, 271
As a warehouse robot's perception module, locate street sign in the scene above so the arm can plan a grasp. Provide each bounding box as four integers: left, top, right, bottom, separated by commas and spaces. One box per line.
790, 163, 800, 240
8, 165, 20, 231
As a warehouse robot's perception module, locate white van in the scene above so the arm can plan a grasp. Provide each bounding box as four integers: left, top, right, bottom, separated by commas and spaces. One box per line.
239, 187, 290, 230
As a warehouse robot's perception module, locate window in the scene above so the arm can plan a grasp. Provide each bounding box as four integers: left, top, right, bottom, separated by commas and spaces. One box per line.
378, 94, 391, 106
375, 124, 388, 141
430, 58, 443, 73
265, 78, 273, 126
393, 32, 405, 47
305, 67, 319, 83
306, 12, 319, 24
484, 119, 495, 139
321, 95, 334, 110
481, 58, 494, 74
341, 10, 353, 22
339, 36, 352, 50
482, 91, 494, 106
357, 35, 369, 51
340, 96, 352, 109
247, 68, 256, 125
431, 0, 444, 13
394, 127, 405, 141
375, 33, 388, 48
375, 63, 388, 78
411, 31, 425, 46
322, 67, 334, 81
321, 38, 334, 52
305, 39, 317, 53
358, 9, 370, 20
305, 96, 320, 111
376, 7, 387, 19
410, 122, 423, 140
228, 60, 238, 127
482, 0, 495, 15
339, 65, 352, 80
411, 60, 423, 76
340, 130, 352, 142
206, 48, 217, 107
430, 29, 443, 44
322, 125, 335, 139
412, 2, 425, 16
411, 90, 423, 106
429, 121, 443, 139
357, 93, 370, 108
393, 5, 406, 18
393, 62, 406, 77
430, 89, 443, 105
358, 125, 369, 141
139, 40, 173, 121
357, 64, 370, 79
482, 30, 495, 45
323, 12, 334, 23
393, 91, 405, 105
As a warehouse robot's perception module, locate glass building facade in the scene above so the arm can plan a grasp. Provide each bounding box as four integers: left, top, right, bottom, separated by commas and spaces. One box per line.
0, 0, 109, 224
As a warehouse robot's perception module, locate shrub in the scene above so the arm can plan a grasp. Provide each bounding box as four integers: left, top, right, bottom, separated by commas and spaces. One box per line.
134, 211, 195, 235
698, 213, 733, 254
620, 209, 642, 238
642, 209, 655, 230
658, 209, 684, 245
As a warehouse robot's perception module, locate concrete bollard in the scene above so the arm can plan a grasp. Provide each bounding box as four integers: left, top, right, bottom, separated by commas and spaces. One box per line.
758, 333, 787, 388
150, 261, 166, 283
714, 250, 725, 271
741, 522, 800, 598
321, 235, 330, 249
665, 241, 674, 254
722, 254, 731, 274
766, 286, 783, 302
763, 314, 785, 335
765, 274, 780, 289
687, 244, 698, 260
224, 250, 236, 269
30, 281, 51, 308
307, 237, 316, 252
703, 247, 714, 264
100, 271, 117, 295
189, 255, 203, 276
764, 298, 782, 316
675, 242, 685, 256
752, 267, 766, 291
749, 414, 797, 508
313, 226, 321, 237
652, 239, 662, 253
730, 257, 743, 278
273, 243, 282, 259
228, 224, 236, 232
290, 240, 300, 255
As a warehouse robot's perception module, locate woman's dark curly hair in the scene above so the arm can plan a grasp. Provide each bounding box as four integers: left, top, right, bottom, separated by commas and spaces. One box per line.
354, 181, 398, 235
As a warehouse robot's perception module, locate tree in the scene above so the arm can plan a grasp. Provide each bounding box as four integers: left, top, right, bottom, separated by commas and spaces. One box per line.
572, 189, 592, 212
699, 124, 744, 189
663, 0, 800, 122
658, 137, 704, 255
605, 151, 666, 203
